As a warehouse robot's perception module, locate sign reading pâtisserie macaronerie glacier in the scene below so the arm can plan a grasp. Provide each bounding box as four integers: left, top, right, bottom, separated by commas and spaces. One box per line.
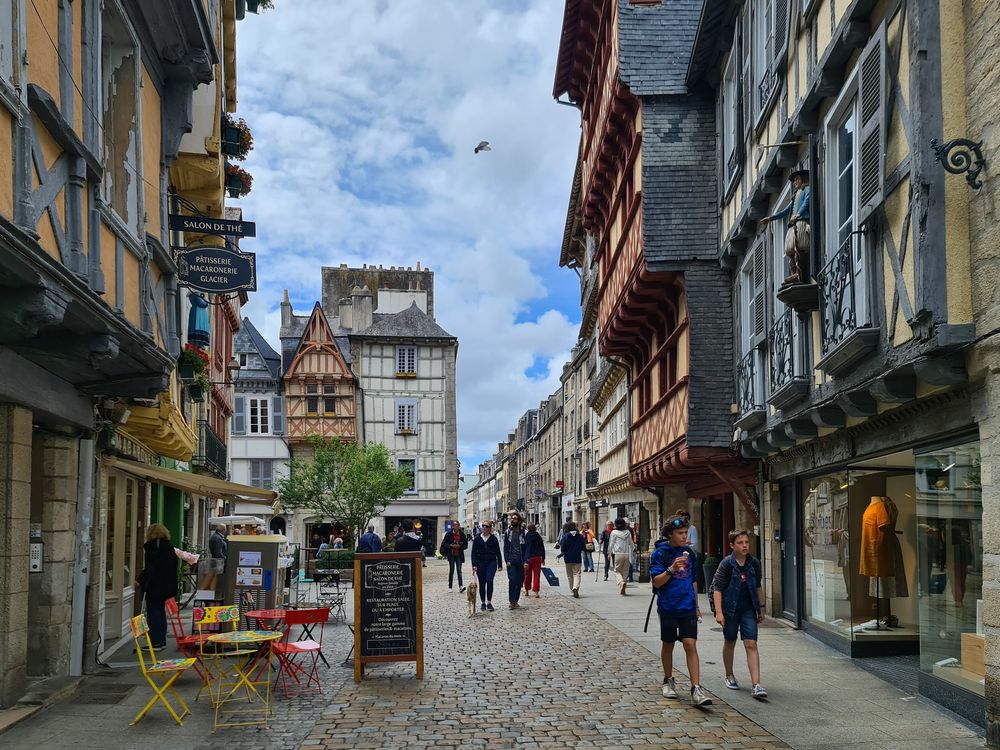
177, 246, 257, 294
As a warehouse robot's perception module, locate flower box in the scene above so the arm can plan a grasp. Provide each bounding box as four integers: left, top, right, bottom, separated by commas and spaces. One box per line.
178, 363, 196, 381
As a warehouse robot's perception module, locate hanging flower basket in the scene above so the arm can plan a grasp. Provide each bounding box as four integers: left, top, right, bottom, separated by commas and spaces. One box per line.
188, 383, 205, 403
221, 114, 253, 160
225, 163, 253, 198
178, 343, 209, 381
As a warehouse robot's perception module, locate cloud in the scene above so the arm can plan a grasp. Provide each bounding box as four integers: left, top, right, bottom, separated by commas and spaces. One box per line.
235, 0, 581, 470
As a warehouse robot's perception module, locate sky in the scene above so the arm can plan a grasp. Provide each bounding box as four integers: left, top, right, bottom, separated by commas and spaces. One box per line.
234, 1, 583, 471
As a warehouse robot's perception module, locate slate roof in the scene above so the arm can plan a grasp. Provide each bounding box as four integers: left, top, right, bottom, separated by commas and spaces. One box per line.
241, 317, 281, 378
355, 302, 456, 341
617, 0, 704, 96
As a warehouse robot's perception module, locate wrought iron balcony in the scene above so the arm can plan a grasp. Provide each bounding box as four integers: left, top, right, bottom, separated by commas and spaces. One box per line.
193, 419, 227, 478
758, 67, 777, 112
735, 350, 766, 430
817, 239, 859, 355
585, 468, 599, 490
769, 309, 795, 392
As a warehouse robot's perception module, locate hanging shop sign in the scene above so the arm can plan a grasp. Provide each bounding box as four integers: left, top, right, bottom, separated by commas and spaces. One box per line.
177, 246, 257, 294
169, 214, 256, 237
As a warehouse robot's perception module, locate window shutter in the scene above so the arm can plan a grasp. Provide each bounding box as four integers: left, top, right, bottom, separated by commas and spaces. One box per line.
858, 24, 887, 224
772, 0, 791, 66
250, 460, 260, 488
752, 242, 767, 341
271, 395, 284, 435
741, 8, 752, 139
407, 346, 416, 374
396, 346, 405, 373
233, 396, 246, 435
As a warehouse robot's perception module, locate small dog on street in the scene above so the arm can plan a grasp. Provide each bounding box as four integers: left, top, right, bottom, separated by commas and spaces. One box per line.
466, 581, 478, 617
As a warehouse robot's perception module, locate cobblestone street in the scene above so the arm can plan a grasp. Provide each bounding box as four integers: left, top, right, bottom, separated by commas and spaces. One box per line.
1, 560, 789, 750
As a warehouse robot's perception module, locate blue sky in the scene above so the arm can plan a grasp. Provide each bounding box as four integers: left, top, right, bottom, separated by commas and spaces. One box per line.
234, 1, 583, 470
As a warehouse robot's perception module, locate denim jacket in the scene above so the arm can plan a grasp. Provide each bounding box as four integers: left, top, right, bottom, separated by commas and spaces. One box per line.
712, 553, 762, 618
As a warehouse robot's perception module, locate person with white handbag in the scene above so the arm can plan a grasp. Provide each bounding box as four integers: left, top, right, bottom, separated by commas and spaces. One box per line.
609, 517, 636, 595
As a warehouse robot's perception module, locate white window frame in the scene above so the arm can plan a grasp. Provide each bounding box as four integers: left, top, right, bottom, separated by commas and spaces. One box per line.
248, 397, 270, 435
722, 44, 739, 180
397, 457, 417, 494
753, 0, 774, 118
395, 398, 417, 434
395, 345, 417, 376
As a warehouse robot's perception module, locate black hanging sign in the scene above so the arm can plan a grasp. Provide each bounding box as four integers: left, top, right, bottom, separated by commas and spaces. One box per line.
354, 552, 424, 681
169, 214, 257, 238
177, 246, 257, 294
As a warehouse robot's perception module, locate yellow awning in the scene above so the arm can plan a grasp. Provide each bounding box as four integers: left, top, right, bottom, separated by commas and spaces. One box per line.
104, 457, 277, 501
123, 397, 197, 462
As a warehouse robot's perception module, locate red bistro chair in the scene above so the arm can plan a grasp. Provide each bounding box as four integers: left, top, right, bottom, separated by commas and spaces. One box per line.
273, 607, 330, 698
165, 597, 213, 699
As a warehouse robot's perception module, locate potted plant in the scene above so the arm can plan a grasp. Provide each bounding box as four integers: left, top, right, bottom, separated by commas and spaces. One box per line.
188, 373, 209, 403
225, 163, 253, 198
177, 343, 209, 381
221, 113, 254, 160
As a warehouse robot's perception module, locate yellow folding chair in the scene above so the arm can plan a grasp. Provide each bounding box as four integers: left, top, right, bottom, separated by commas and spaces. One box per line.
129, 614, 196, 726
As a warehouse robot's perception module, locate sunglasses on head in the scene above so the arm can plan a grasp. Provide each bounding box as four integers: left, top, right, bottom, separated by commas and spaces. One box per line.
669, 518, 689, 529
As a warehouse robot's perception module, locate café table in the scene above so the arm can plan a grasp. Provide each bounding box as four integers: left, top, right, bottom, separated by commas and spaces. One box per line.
244, 608, 287, 631
205, 629, 282, 729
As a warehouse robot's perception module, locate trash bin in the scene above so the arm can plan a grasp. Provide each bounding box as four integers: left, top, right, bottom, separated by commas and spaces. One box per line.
637, 551, 652, 583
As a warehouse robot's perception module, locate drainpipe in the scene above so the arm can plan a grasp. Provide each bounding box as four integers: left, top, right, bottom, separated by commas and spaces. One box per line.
69, 435, 96, 676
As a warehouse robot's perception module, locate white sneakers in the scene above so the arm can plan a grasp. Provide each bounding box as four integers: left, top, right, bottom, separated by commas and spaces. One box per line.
661, 678, 677, 698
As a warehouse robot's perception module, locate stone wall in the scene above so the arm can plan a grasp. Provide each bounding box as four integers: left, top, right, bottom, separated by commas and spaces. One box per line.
964, 0, 1000, 743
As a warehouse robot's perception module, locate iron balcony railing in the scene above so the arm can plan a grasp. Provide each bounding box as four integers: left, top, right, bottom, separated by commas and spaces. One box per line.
769, 308, 796, 392
585, 468, 599, 490
194, 419, 227, 478
817, 238, 859, 354
758, 67, 776, 112
737, 350, 763, 416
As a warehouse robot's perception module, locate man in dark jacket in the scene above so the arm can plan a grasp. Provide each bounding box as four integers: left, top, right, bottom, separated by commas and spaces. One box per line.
439, 521, 468, 592
357, 525, 382, 553
471, 522, 503, 611
503, 512, 527, 609
557, 521, 586, 598
395, 519, 423, 552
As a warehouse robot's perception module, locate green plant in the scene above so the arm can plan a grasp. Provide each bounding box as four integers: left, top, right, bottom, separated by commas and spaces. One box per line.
194, 373, 210, 390
178, 343, 209, 373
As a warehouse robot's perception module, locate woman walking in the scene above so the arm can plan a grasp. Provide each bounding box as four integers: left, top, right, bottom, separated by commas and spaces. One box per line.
581, 521, 596, 572
471, 521, 503, 611
523, 523, 545, 597
599, 521, 614, 580
609, 517, 636, 595
136, 523, 178, 650
558, 521, 586, 598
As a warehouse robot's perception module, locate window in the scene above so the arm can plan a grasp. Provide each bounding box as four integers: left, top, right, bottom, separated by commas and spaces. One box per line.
398, 458, 417, 493
722, 44, 740, 180
737, 245, 767, 412
238, 353, 248, 367
249, 459, 273, 489
395, 398, 417, 434
0, 0, 15, 88
306, 384, 318, 415
101, 3, 142, 233
323, 384, 336, 415
752, 0, 790, 120
396, 345, 417, 376
248, 397, 270, 434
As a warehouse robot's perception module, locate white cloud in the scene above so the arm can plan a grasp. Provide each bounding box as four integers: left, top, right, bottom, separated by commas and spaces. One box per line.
236, 0, 581, 469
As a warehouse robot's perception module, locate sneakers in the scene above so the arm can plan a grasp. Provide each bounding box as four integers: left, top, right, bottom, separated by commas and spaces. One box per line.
533, 591, 540, 598
152, 644, 167, 652
752, 684, 767, 699
724, 675, 740, 690
481, 603, 487, 611
572, 588, 580, 598
509, 602, 520, 609
459, 586, 466, 593
691, 685, 712, 706
661, 678, 678, 699
486, 602, 495, 611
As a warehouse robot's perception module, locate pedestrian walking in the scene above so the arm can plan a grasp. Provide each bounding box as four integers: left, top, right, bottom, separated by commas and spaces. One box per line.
558, 521, 585, 597
581, 521, 596, 572
712, 529, 767, 699
471, 521, 503, 611
503, 512, 527, 608
136, 523, 178, 650
439, 520, 468, 592
523, 523, 545, 597
356, 524, 382, 553
599, 521, 614, 581
609, 517, 636, 595
395, 519, 423, 552
628, 521, 637, 582
650, 515, 711, 707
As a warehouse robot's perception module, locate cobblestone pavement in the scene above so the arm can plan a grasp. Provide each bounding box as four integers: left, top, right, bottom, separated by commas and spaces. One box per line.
2, 561, 789, 750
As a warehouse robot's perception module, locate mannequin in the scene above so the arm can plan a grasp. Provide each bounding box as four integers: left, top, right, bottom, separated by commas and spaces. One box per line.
859, 496, 907, 629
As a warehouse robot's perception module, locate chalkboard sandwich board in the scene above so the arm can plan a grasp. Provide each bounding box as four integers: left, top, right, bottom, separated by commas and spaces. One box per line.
354, 552, 424, 682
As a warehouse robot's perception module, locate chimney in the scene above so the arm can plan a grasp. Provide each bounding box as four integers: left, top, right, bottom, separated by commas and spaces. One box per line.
280, 289, 292, 328
339, 297, 353, 330
351, 285, 373, 332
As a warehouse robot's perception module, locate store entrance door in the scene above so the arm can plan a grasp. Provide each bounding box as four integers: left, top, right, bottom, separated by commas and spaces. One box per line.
780, 479, 800, 623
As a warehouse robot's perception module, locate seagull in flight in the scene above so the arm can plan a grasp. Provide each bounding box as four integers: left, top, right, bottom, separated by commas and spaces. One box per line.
474, 141, 491, 154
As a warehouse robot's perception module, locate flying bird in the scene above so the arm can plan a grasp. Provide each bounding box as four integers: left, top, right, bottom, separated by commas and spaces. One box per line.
474, 141, 491, 154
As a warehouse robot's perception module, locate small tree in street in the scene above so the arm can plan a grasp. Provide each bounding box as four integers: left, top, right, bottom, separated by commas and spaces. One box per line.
275, 437, 412, 548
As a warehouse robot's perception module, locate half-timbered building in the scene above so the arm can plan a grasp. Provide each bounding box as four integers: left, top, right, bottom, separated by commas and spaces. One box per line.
688, 0, 987, 724
553, 0, 758, 564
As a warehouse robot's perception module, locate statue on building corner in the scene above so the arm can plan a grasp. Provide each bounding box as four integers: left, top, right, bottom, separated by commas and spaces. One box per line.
761, 169, 811, 286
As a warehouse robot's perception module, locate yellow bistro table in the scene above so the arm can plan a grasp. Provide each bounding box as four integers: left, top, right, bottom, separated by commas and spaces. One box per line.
206, 629, 282, 730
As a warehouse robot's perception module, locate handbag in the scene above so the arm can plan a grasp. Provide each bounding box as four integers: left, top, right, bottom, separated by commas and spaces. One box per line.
585, 542, 595, 552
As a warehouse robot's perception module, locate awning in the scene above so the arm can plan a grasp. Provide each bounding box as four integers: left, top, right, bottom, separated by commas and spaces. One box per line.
105, 457, 277, 501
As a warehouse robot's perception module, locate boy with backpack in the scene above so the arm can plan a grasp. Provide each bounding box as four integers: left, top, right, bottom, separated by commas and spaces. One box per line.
711, 529, 767, 699
650, 514, 711, 706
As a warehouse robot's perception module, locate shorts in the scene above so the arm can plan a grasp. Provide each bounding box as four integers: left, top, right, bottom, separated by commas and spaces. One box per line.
723, 607, 759, 642
659, 612, 698, 643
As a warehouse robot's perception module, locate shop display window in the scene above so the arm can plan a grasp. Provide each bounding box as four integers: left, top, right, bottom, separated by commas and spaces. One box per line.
916, 441, 983, 697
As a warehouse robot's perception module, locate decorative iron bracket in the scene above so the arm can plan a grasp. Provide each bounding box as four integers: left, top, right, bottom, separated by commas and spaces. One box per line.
931, 138, 986, 189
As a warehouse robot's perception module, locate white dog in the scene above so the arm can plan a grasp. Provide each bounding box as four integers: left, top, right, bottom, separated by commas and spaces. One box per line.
466, 581, 478, 617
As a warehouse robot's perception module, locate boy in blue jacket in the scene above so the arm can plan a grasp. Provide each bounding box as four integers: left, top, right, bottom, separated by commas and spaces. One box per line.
649, 515, 711, 706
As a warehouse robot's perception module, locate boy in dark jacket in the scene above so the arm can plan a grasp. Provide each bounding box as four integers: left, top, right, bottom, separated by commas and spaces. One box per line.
712, 529, 766, 698
649, 515, 711, 707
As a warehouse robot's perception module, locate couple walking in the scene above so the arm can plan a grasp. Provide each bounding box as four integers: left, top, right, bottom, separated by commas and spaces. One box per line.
467, 513, 546, 610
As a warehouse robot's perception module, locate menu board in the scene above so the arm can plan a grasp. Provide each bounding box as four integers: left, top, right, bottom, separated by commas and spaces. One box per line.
354, 552, 423, 681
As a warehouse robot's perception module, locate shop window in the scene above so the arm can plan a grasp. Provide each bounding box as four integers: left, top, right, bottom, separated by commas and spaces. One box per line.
916, 441, 983, 697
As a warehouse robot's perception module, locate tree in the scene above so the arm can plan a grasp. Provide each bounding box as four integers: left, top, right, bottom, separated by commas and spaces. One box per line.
275, 437, 412, 548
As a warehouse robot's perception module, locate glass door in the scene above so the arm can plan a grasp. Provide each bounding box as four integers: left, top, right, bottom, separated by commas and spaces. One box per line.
102, 470, 143, 640
779, 479, 800, 622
